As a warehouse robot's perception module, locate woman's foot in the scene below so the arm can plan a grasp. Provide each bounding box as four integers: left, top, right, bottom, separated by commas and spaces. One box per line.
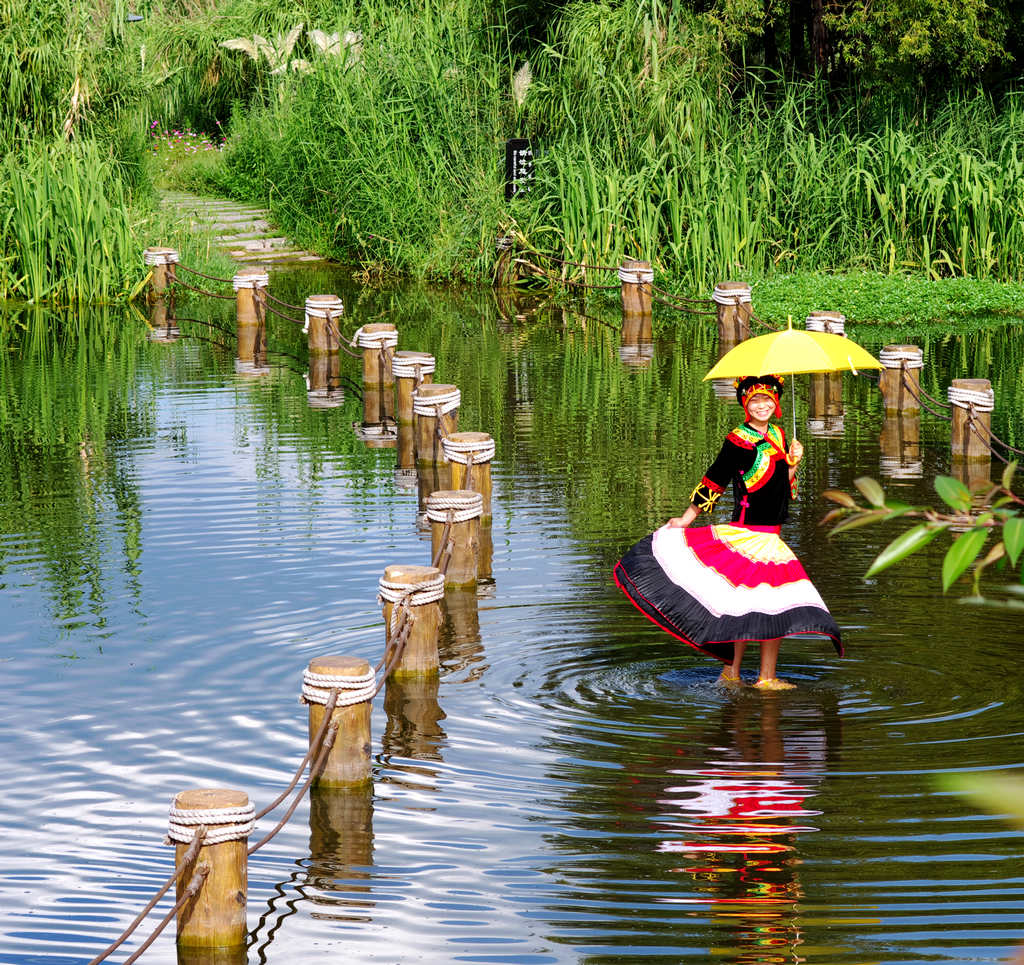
718, 670, 745, 686
754, 677, 796, 691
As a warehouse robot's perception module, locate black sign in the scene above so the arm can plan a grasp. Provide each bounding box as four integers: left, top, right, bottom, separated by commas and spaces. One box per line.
505, 138, 534, 200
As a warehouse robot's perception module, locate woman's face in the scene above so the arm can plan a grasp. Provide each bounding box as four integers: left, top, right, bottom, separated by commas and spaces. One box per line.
745, 392, 777, 421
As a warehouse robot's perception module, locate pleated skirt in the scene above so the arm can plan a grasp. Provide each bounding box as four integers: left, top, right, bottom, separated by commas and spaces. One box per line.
613, 523, 843, 664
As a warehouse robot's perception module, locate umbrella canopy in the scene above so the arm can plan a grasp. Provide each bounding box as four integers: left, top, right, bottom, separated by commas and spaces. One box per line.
702, 320, 882, 381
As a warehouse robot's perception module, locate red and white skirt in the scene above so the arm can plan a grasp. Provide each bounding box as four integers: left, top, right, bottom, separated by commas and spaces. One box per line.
613, 523, 843, 664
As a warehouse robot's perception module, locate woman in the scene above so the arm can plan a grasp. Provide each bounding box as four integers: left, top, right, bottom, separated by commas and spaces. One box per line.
613, 375, 843, 689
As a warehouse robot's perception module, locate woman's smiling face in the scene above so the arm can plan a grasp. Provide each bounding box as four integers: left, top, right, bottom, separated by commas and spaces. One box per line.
745, 392, 777, 421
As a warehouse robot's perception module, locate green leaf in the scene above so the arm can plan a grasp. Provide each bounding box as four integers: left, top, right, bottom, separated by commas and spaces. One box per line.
829, 509, 890, 535
822, 489, 858, 508
934, 475, 971, 512
866, 523, 944, 577
1001, 460, 1018, 491
938, 772, 1024, 829
853, 476, 886, 508
1004, 516, 1024, 566
941, 528, 988, 592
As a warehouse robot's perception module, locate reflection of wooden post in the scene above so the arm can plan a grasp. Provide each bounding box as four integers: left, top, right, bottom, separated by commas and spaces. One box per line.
354, 324, 397, 426
168, 788, 252, 950
620, 312, 654, 368
879, 345, 923, 414
619, 259, 653, 317
303, 656, 375, 788
413, 384, 460, 465
494, 233, 516, 287
144, 247, 179, 299
880, 411, 922, 479
949, 378, 994, 464
477, 520, 494, 584
383, 675, 445, 760
426, 490, 482, 587
309, 784, 374, 870
392, 351, 435, 425
443, 432, 495, 520
233, 269, 269, 367
379, 565, 444, 677
417, 460, 451, 517
396, 423, 417, 482
806, 312, 845, 432
713, 282, 752, 342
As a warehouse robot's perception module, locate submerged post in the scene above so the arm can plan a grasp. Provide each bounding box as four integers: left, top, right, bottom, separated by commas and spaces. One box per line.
426, 490, 482, 587
949, 378, 994, 464
879, 345, 923, 414
233, 269, 269, 371
619, 259, 653, 317
302, 656, 376, 787
167, 788, 253, 950
378, 565, 445, 676
712, 282, 752, 343
413, 384, 461, 464
442, 432, 495, 521
353, 324, 398, 426
144, 247, 179, 300
392, 351, 436, 425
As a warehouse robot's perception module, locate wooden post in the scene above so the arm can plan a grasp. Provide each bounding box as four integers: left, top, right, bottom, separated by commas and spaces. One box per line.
392, 351, 435, 425
379, 565, 444, 676
805, 310, 845, 336
167, 788, 252, 949
806, 312, 845, 432
303, 656, 375, 787
144, 247, 179, 300
354, 323, 398, 426
619, 259, 653, 317
494, 233, 516, 287
712, 282, 752, 342
879, 345, 923, 414
232, 269, 268, 370
413, 384, 460, 465
442, 432, 495, 520
949, 378, 994, 463
396, 423, 417, 481
425, 490, 482, 587
305, 295, 343, 355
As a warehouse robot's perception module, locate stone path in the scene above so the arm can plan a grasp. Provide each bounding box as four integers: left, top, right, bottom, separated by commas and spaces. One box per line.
160, 191, 326, 265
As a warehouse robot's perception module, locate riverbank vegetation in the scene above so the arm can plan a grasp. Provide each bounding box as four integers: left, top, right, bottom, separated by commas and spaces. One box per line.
5, 0, 1024, 316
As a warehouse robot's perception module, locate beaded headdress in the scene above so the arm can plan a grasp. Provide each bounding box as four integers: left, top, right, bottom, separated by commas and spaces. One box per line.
734, 374, 784, 419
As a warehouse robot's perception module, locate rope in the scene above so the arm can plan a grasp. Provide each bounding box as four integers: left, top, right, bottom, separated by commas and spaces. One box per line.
897, 374, 953, 420
267, 290, 308, 313
513, 259, 621, 290
413, 388, 460, 417
120, 865, 210, 965
86, 829, 206, 965
618, 265, 654, 284
651, 292, 717, 316
431, 516, 454, 569
168, 268, 236, 301
967, 412, 1010, 464
650, 282, 714, 307
143, 249, 179, 267
442, 436, 495, 464
879, 348, 924, 369
711, 285, 752, 305
350, 326, 398, 349
378, 575, 445, 607
805, 313, 846, 335
374, 614, 415, 694
253, 690, 339, 820
545, 254, 618, 272
303, 297, 344, 333
174, 262, 232, 285
969, 418, 1024, 457
264, 301, 304, 326
948, 385, 995, 412
166, 802, 255, 845
301, 666, 377, 706
392, 355, 436, 379
425, 491, 483, 524
247, 722, 338, 856
232, 271, 269, 292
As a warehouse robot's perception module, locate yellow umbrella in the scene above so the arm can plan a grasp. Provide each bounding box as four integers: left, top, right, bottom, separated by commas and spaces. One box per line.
703, 318, 882, 381
703, 316, 882, 434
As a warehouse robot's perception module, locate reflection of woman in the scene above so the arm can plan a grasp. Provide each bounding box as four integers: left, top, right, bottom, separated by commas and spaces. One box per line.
614, 375, 842, 689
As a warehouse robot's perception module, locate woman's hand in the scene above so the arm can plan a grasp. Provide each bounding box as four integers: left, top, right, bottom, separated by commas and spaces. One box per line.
788, 438, 804, 465
668, 506, 699, 529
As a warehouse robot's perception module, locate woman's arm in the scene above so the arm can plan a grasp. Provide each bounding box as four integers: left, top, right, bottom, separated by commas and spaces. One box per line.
668, 505, 700, 528
787, 438, 804, 481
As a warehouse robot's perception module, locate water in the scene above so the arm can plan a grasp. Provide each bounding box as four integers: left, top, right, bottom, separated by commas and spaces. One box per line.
1, 274, 1023, 965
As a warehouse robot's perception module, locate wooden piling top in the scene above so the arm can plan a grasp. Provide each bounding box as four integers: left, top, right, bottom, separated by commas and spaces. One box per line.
361, 322, 396, 335
309, 655, 371, 677
174, 788, 249, 810
383, 564, 442, 586
952, 377, 991, 390
447, 431, 491, 445
416, 383, 457, 399
395, 350, 433, 362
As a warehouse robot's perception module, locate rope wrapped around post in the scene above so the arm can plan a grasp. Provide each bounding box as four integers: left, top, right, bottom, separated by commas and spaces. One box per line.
144, 247, 179, 300
442, 432, 495, 519
878, 345, 924, 414
353, 324, 398, 427
949, 379, 995, 463
413, 384, 460, 463
378, 566, 445, 677
302, 656, 375, 787
393, 351, 436, 426
805, 311, 846, 335
619, 260, 653, 316
712, 282, 753, 342
426, 490, 482, 586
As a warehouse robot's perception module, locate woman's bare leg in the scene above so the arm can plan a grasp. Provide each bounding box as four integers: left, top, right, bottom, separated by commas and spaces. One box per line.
755, 639, 795, 690
719, 642, 746, 683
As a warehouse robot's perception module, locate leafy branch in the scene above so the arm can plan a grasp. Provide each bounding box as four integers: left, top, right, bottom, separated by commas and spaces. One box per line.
822, 462, 1024, 599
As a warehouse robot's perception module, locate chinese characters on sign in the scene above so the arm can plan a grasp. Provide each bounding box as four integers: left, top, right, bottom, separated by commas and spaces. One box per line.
505, 138, 534, 200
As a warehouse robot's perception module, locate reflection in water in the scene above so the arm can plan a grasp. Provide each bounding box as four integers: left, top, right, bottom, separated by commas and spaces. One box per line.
440, 587, 487, 683
879, 410, 923, 480
808, 374, 844, 438
620, 313, 654, 369
383, 675, 447, 762
656, 696, 840, 962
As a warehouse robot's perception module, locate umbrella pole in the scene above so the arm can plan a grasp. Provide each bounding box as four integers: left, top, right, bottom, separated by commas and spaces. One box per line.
791, 378, 797, 441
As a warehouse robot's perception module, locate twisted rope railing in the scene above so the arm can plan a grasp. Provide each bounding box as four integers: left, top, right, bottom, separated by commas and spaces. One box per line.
167, 267, 235, 301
